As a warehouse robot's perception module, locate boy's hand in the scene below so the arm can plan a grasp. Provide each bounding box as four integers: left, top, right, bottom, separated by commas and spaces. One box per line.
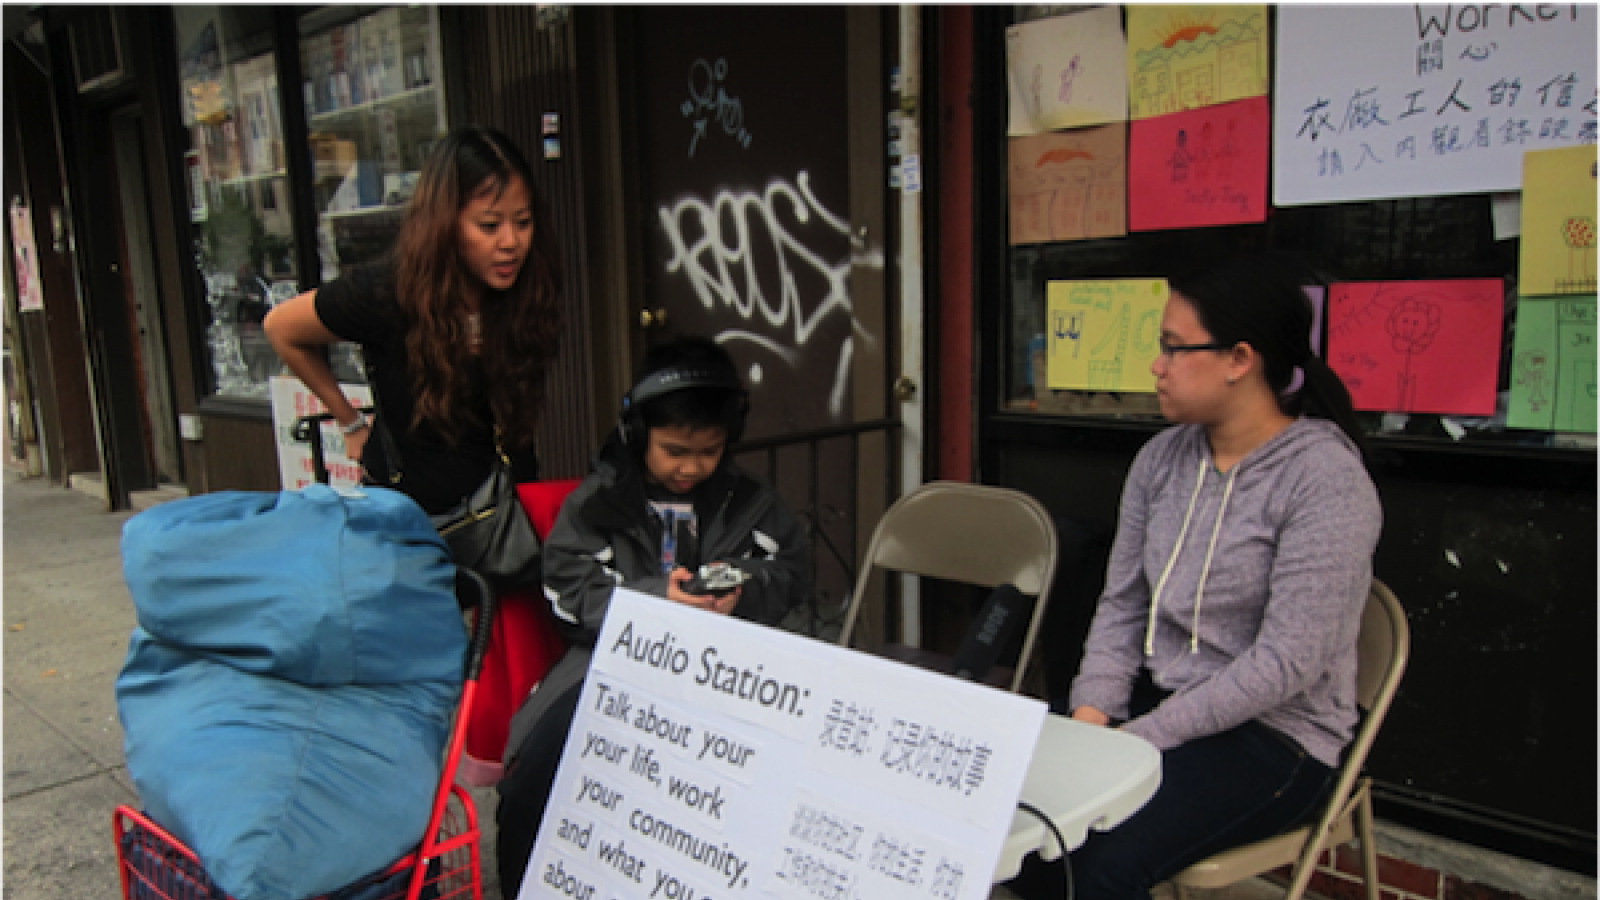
668, 567, 741, 615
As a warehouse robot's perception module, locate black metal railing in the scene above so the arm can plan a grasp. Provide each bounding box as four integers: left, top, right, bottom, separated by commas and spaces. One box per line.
733, 418, 901, 641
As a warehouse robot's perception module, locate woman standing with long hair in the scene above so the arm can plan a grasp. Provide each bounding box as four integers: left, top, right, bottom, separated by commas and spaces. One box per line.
266, 126, 562, 513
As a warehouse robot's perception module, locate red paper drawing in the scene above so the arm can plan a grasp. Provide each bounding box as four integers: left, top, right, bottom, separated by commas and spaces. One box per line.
1326, 279, 1504, 416
1129, 96, 1269, 232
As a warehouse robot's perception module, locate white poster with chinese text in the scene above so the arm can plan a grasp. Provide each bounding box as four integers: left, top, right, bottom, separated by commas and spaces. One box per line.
521, 588, 1047, 900
1274, 5, 1596, 206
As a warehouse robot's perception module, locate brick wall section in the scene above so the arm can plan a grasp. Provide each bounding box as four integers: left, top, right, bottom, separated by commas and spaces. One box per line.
1265, 846, 1537, 900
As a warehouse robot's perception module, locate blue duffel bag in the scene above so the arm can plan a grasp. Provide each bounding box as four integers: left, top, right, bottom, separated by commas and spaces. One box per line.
117, 485, 466, 900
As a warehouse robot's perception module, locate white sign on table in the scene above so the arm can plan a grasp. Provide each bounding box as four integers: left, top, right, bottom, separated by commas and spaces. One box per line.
267, 375, 372, 491
1274, 5, 1596, 206
521, 588, 1048, 900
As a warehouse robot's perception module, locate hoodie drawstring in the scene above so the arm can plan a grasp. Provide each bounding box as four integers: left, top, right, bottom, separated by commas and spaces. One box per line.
1144, 460, 1239, 656
1145, 462, 1206, 656
1191, 467, 1238, 653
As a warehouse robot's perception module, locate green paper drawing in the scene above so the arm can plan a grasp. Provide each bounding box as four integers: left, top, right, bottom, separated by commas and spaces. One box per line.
1508, 296, 1597, 433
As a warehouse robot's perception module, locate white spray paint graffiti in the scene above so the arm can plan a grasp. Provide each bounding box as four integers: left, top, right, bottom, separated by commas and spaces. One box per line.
657, 171, 879, 418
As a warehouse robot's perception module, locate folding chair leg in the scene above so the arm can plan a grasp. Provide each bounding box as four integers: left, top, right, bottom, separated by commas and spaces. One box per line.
1356, 784, 1380, 900
1282, 832, 1329, 900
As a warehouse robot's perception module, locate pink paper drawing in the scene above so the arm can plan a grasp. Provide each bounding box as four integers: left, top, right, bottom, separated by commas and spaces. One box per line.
1326, 279, 1504, 416
1130, 96, 1269, 231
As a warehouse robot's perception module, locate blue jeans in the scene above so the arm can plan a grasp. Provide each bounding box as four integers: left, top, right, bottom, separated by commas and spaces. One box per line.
1010, 683, 1335, 900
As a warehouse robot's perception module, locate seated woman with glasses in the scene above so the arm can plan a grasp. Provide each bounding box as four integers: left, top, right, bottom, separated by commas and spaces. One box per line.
1015, 254, 1382, 900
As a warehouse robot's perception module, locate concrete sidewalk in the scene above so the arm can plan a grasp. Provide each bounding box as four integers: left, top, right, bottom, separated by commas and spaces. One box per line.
1, 472, 511, 900
4, 470, 143, 898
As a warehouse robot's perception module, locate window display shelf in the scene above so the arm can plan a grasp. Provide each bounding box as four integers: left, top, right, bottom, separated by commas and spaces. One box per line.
321, 206, 406, 221
307, 83, 437, 128
219, 169, 287, 188
302, 6, 444, 276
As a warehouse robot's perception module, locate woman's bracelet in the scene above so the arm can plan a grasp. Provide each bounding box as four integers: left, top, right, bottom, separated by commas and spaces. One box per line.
339, 411, 371, 435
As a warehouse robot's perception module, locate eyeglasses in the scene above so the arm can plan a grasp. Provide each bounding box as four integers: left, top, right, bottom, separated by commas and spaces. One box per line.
1157, 337, 1233, 358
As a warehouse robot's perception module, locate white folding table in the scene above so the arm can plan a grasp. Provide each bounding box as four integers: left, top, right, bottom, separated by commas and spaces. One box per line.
992, 714, 1163, 882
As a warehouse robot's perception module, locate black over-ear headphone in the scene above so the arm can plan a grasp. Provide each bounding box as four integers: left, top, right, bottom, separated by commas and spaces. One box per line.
617, 364, 749, 448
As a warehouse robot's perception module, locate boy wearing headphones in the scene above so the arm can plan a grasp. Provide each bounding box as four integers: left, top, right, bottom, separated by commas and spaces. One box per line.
496, 336, 814, 894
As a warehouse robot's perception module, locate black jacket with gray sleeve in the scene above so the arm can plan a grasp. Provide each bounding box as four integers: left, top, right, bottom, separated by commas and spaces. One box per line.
503, 439, 813, 764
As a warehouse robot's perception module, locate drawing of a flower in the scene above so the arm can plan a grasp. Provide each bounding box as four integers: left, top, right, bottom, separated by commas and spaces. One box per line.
1562, 216, 1596, 290
1386, 294, 1442, 412
1387, 297, 1442, 356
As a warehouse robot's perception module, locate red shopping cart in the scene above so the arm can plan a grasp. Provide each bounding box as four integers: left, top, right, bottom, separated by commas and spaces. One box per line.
112, 567, 498, 900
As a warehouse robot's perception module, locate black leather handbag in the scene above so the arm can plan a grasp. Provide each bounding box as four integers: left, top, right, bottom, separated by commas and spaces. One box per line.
367, 382, 543, 590
426, 428, 543, 589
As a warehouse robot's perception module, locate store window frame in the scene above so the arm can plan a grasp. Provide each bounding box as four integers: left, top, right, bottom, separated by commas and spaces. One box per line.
971, 5, 1596, 874
168, 5, 450, 419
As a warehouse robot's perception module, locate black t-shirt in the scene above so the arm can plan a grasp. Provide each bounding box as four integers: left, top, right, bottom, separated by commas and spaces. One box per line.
314, 261, 538, 514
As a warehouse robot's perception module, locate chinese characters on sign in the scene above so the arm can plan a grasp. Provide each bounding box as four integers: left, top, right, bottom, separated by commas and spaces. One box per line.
1274, 5, 1597, 205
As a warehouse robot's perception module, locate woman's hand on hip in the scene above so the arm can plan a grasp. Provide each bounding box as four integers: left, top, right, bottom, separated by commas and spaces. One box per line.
344, 424, 370, 462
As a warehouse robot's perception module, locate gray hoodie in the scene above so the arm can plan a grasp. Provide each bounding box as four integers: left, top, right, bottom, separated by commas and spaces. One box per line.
1068, 417, 1382, 767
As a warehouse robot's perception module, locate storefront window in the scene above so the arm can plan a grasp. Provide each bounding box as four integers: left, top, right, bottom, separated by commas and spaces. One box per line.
169, 7, 447, 400
999, 6, 1597, 453
299, 6, 446, 383
173, 7, 297, 400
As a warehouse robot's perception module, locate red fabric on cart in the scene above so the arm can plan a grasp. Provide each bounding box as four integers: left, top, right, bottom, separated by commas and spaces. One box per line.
517, 479, 583, 541
461, 479, 582, 785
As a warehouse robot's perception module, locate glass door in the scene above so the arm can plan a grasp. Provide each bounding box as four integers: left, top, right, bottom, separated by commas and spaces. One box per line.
172, 7, 298, 400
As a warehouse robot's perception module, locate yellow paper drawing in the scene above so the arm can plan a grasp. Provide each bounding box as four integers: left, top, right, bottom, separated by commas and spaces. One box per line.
1520, 145, 1598, 298
1127, 5, 1269, 120
1046, 279, 1169, 392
